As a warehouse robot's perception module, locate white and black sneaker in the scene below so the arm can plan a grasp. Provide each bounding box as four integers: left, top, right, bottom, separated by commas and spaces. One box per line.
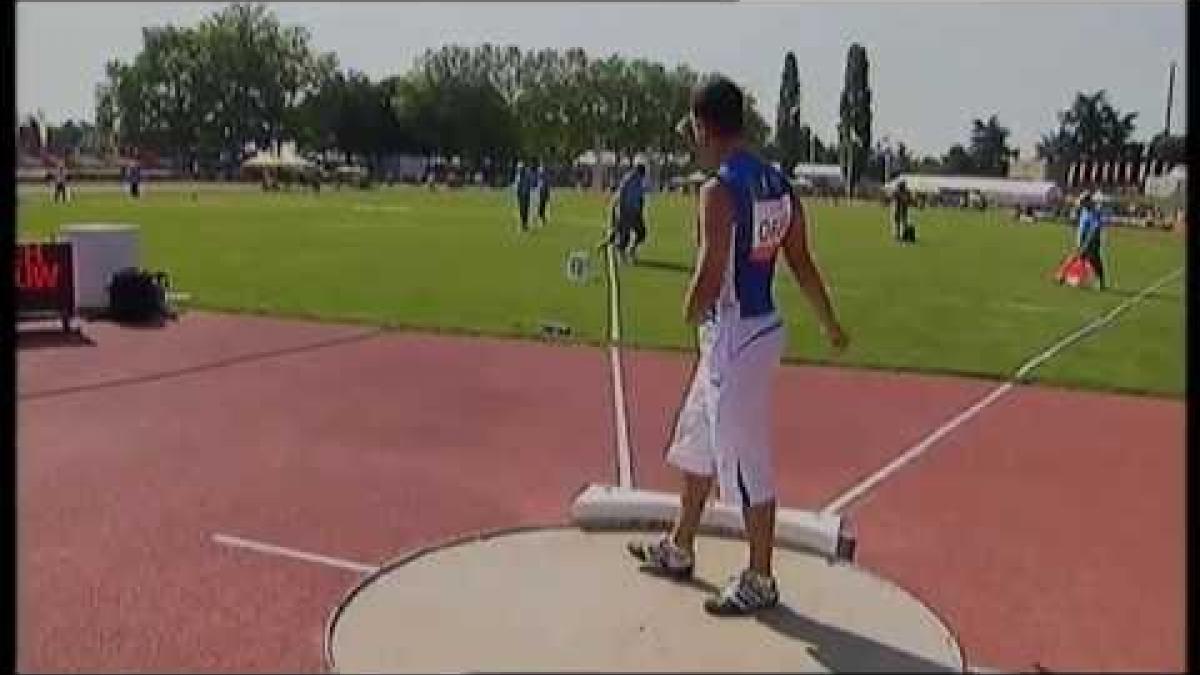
627, 536, 694, 580
704, 569, 779, 616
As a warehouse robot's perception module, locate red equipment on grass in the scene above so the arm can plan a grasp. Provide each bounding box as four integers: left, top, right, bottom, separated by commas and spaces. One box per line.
1054, 253, 1095, 288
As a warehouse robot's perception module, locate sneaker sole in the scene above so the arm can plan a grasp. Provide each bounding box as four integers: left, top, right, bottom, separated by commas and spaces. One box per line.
626, 543, 694, 580
703, 596, 779, 616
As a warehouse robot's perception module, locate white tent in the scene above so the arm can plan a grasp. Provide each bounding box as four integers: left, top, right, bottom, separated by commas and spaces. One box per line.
574, 150, 619, 167
667, 170, 709, 192
792, 163, 844, 188
884, 174, 1063, 208
242, 143, 314, 171
1145, 165, 1186, 200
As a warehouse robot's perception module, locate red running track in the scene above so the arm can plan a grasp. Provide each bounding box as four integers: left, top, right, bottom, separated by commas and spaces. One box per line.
846, 384, 1185, 672
16, 312, 1184, 671
18, 314, 612, 672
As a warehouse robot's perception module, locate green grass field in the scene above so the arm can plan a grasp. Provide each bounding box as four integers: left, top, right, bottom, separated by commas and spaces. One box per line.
16, 183, 1185, 397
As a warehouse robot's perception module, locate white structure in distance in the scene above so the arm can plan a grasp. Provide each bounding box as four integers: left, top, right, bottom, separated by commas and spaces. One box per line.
883, 174, 1063, 208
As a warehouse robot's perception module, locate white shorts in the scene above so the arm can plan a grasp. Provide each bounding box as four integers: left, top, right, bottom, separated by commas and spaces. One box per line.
665, 312, 785, 508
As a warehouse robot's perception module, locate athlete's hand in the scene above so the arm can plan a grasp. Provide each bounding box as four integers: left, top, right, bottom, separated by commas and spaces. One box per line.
824, 321, 849, 355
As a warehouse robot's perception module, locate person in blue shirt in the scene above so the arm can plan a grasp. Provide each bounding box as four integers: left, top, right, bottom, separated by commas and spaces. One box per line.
626, 75, 848, 616
514, 161, 533, 231
1075, 191, 1107, 289
536, 163, 551, 226
608, 163, 648, 262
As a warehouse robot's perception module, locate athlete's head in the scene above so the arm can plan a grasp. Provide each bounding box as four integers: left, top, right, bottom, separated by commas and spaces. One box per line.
689, 75, 745, 167
635, 162, 646, 177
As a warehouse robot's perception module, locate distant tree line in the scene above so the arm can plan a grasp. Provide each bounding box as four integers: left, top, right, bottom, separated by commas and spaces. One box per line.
65, 2, 772, 181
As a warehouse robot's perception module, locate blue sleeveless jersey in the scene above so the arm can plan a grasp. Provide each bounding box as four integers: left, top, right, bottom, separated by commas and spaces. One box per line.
711, 151, 793, 321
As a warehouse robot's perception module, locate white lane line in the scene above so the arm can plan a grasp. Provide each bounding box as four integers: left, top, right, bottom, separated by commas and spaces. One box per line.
212, 533, 379, 575
821, 265, 1184, 515
1012, 267, 1184, 381
1001, 301, 1060, 314
605, 244, 634, 489
351, 204, 412, 212
821, 382, 1015, 515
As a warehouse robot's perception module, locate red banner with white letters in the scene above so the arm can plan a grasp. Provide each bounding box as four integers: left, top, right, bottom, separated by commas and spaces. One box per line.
16, 242, 75, 320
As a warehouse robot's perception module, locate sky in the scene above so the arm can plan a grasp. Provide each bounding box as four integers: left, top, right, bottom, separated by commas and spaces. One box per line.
16, 1, 1187, 158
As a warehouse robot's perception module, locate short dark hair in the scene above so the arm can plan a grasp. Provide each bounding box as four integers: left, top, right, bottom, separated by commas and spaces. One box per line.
690, 75, 744, 137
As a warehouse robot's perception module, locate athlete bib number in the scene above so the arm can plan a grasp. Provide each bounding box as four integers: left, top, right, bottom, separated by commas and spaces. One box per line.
750, 196, 790, 261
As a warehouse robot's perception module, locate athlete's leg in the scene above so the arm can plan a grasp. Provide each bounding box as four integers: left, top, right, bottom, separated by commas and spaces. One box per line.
710, 317, 787, 581
629, 212, 647, 261
518, 195, 530, 230
743, 500, 776, 576
711, 318, 785, 604
614, 212, 632, 257
671, 471, 713, 552
1086, 243, 1106, 288
631, 326, 722, 573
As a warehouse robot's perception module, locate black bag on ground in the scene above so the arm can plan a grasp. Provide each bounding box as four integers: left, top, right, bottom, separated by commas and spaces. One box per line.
108, 267, 170, 324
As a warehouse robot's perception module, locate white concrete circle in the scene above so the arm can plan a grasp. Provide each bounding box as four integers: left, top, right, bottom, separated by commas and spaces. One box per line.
328, 528, 963, 673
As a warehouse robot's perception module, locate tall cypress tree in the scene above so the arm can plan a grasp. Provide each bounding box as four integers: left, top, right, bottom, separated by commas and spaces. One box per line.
775, 52, 802, 172
838, 43, 872, 196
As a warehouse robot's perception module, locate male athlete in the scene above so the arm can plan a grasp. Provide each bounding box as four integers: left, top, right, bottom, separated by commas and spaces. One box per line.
627, 75, 848, 615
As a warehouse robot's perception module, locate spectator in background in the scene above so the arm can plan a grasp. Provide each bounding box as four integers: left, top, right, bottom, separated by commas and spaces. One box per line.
513, 161, 533, 231
536, 163, 551, 226
129, 160, 142, 199
889, 180, 914, 242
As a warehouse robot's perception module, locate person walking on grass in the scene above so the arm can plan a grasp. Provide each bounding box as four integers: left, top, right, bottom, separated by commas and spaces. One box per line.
607, 163, 648, 262
626, 75, 848, 615
1075, 191, 1107, 289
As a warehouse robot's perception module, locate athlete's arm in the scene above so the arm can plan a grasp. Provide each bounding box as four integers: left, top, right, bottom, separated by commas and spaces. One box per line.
605, 174, 625, 218
782, 195, 847, 352
683, 178, 733, 324
1075, 211, 1093, 253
